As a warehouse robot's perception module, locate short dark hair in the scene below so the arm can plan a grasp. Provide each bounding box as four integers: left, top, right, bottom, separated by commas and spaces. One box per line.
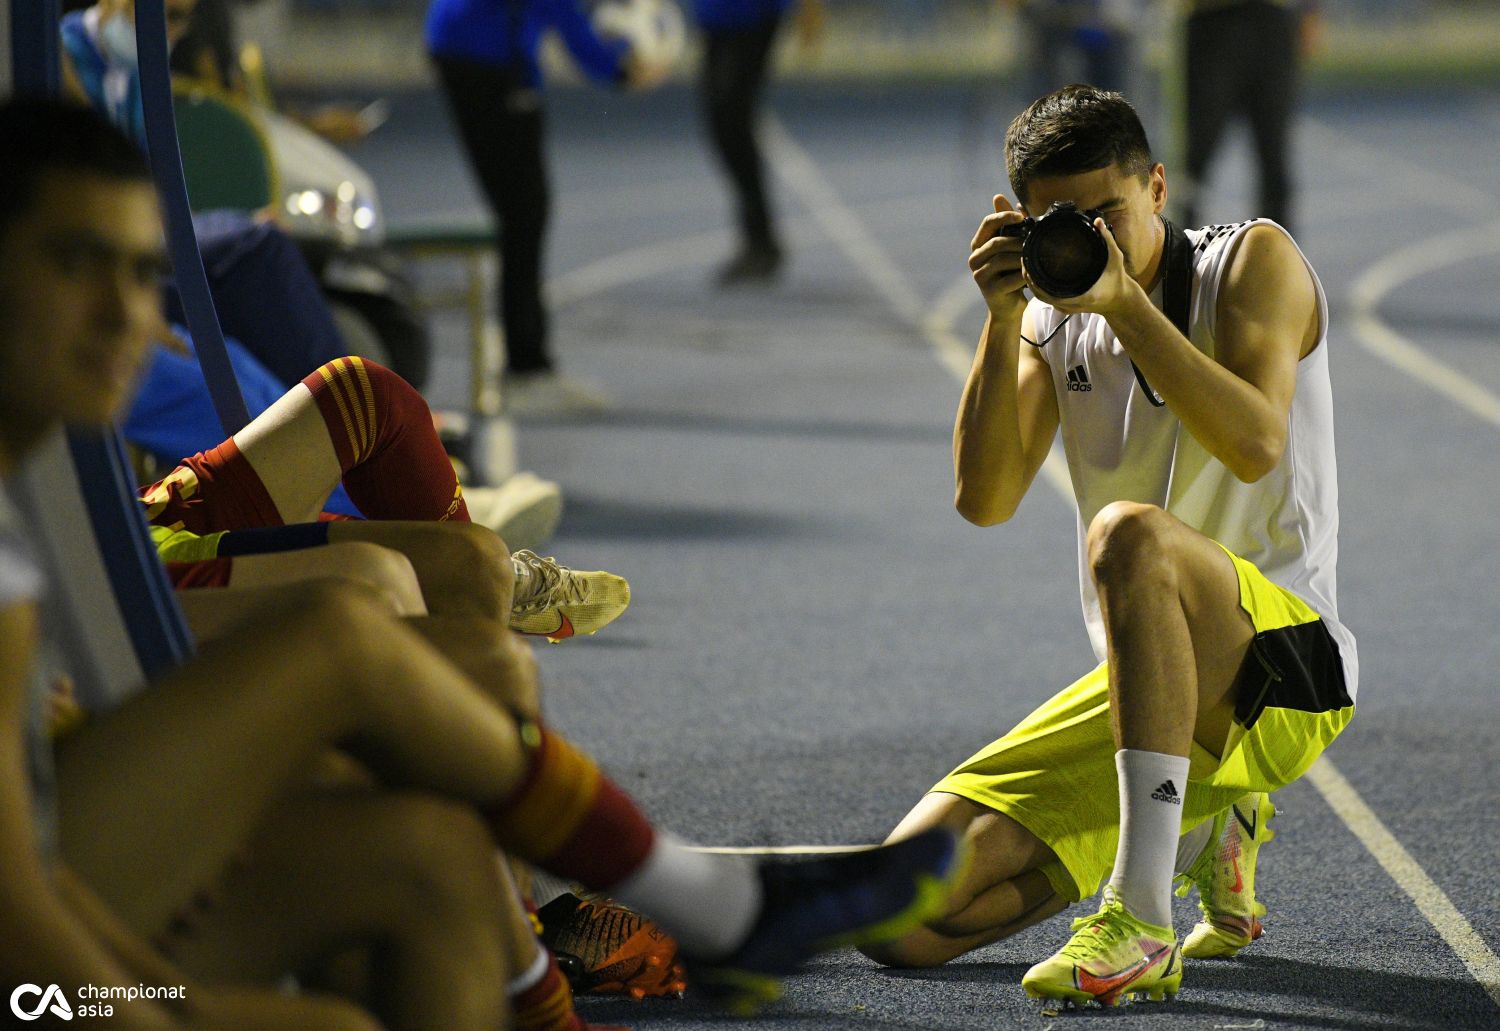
0, 96, 152, 238
1004, 85, 1153, 206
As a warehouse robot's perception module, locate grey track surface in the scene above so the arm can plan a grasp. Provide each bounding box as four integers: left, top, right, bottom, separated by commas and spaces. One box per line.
349, 78, 1500, 1029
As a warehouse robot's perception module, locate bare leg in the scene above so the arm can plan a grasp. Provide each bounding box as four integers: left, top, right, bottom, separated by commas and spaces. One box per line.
57, 581, 531, 935
230, 382, 342, 524
327, 519, 514, 621
1087, 502, 1251, 759
184, 581, 540, 719
862, 792, 1066, 967
411, 615, 541, 721
227, 542, 427, 616
162, 789, 510, 1031
1083, 501, 1253, 932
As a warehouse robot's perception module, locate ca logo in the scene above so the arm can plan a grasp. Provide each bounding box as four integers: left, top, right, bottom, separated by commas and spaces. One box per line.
10, 984, 73, 1021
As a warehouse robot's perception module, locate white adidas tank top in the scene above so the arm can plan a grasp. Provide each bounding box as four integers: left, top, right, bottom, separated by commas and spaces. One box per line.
1031, 219, 1358, 699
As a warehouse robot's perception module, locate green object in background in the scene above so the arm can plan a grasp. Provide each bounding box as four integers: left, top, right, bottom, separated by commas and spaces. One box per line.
172, 88, 277, 213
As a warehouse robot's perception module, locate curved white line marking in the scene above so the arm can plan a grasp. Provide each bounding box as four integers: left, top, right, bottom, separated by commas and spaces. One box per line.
1348, 221, 1500, 428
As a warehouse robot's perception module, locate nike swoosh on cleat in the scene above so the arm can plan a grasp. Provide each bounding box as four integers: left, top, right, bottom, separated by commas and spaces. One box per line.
1075, 942, 1172, 1003
546, 612, 576, 641
1234, 803, 1258, 840
1228, 856, 1244, 894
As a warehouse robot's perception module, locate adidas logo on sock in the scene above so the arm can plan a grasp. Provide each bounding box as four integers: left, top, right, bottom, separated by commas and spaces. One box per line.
1066, 364, 1092, 392
1151, 780, 1182, 805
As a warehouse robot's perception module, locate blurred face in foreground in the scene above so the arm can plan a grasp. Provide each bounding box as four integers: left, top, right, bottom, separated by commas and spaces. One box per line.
0, 172, 167, 465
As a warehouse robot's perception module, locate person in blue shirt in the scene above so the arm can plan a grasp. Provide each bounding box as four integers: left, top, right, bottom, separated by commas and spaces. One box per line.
425, 0, 661, 415
60, 0, 200, 146
694, 0, 821, 286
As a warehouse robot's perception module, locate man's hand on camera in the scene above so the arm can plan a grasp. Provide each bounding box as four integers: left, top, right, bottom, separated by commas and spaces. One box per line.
969, 194, 1029, 322
1027, 215, 1140, 319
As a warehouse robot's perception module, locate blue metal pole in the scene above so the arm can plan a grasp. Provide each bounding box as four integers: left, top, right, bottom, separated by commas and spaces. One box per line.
9, 0, 61, 96
135, 0, 252, 435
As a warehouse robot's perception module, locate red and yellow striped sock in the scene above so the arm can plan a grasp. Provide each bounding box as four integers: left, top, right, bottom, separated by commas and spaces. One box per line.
511, 949, 625, 1031
488, 727, 655, 891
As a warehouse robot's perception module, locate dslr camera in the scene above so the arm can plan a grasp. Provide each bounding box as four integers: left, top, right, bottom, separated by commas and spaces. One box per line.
999, 201, 1109, 299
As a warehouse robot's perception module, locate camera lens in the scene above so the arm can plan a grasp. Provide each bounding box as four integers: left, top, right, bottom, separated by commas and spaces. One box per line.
1023, 206, 1109, 298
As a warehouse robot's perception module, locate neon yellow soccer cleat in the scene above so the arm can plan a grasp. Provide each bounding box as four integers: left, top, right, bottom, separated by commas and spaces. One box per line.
1176, 792, 1276, 958
1021, 886, 1182, 1008
508, 550, 630, 642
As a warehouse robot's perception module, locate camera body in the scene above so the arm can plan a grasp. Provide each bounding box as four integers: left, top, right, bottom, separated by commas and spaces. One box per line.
999, 201, 1109, 299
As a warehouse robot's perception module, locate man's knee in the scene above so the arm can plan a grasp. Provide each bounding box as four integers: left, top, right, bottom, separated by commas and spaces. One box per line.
440, 520, 514, 606
325, 542, 426, 617
474, 627, 540, 718
1087, 501, 1178, 588
280, 577, 406, 668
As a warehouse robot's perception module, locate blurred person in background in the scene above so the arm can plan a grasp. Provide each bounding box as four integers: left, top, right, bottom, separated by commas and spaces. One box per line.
424, 0, 669, 417
1008, 0, 1139, 97
1177, 0, 1323, 233
694, 0, 823, 286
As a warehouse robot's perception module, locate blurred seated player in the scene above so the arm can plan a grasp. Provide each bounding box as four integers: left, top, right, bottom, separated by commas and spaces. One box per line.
0, 97, 965, 1028
63, 0, 569, 549
59, 0, 354, 386
135, 352, 624, 641
131, 354, 697, 1006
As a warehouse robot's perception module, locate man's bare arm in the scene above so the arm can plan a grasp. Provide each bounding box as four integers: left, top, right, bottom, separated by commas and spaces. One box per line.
1108, 225, 1313, 481
953, 196, 1061, 525
1047, 221, 1314, 483
954, 306, 1060, 524
0, 604, 181, 1028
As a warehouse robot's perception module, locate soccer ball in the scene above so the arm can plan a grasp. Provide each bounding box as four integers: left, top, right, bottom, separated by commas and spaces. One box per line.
592, 0, 687, 72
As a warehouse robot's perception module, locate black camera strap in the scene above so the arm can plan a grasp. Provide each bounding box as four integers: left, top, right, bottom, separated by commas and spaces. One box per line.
1129, 216, 1194, 408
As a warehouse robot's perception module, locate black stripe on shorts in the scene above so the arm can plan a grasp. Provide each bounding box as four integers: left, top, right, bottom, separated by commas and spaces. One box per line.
1232, 621, 1352, 730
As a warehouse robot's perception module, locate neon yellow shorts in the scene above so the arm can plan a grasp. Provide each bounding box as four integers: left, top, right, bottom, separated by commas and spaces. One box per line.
933, 545, 1353, 902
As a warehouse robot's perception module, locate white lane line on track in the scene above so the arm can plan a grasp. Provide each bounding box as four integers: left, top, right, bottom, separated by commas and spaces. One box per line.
1304, 119, 1500, 217
548, 226, 731, 308
546, 188, 957, 311
763, 113, 1500, 1006
762, 117, 928, 327
766, 114, 1075, 499
1305, 760, 1500, 1008
1347, 220, 1500, 429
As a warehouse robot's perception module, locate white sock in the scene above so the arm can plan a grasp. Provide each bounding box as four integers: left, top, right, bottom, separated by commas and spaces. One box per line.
510, 555, 534, 605
505, 942, 549, 995
1108, 748, 1190, 928
610, 833, 762, 959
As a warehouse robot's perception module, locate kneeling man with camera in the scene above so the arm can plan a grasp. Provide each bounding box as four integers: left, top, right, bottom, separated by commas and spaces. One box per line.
861, 84, 1357, 1009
